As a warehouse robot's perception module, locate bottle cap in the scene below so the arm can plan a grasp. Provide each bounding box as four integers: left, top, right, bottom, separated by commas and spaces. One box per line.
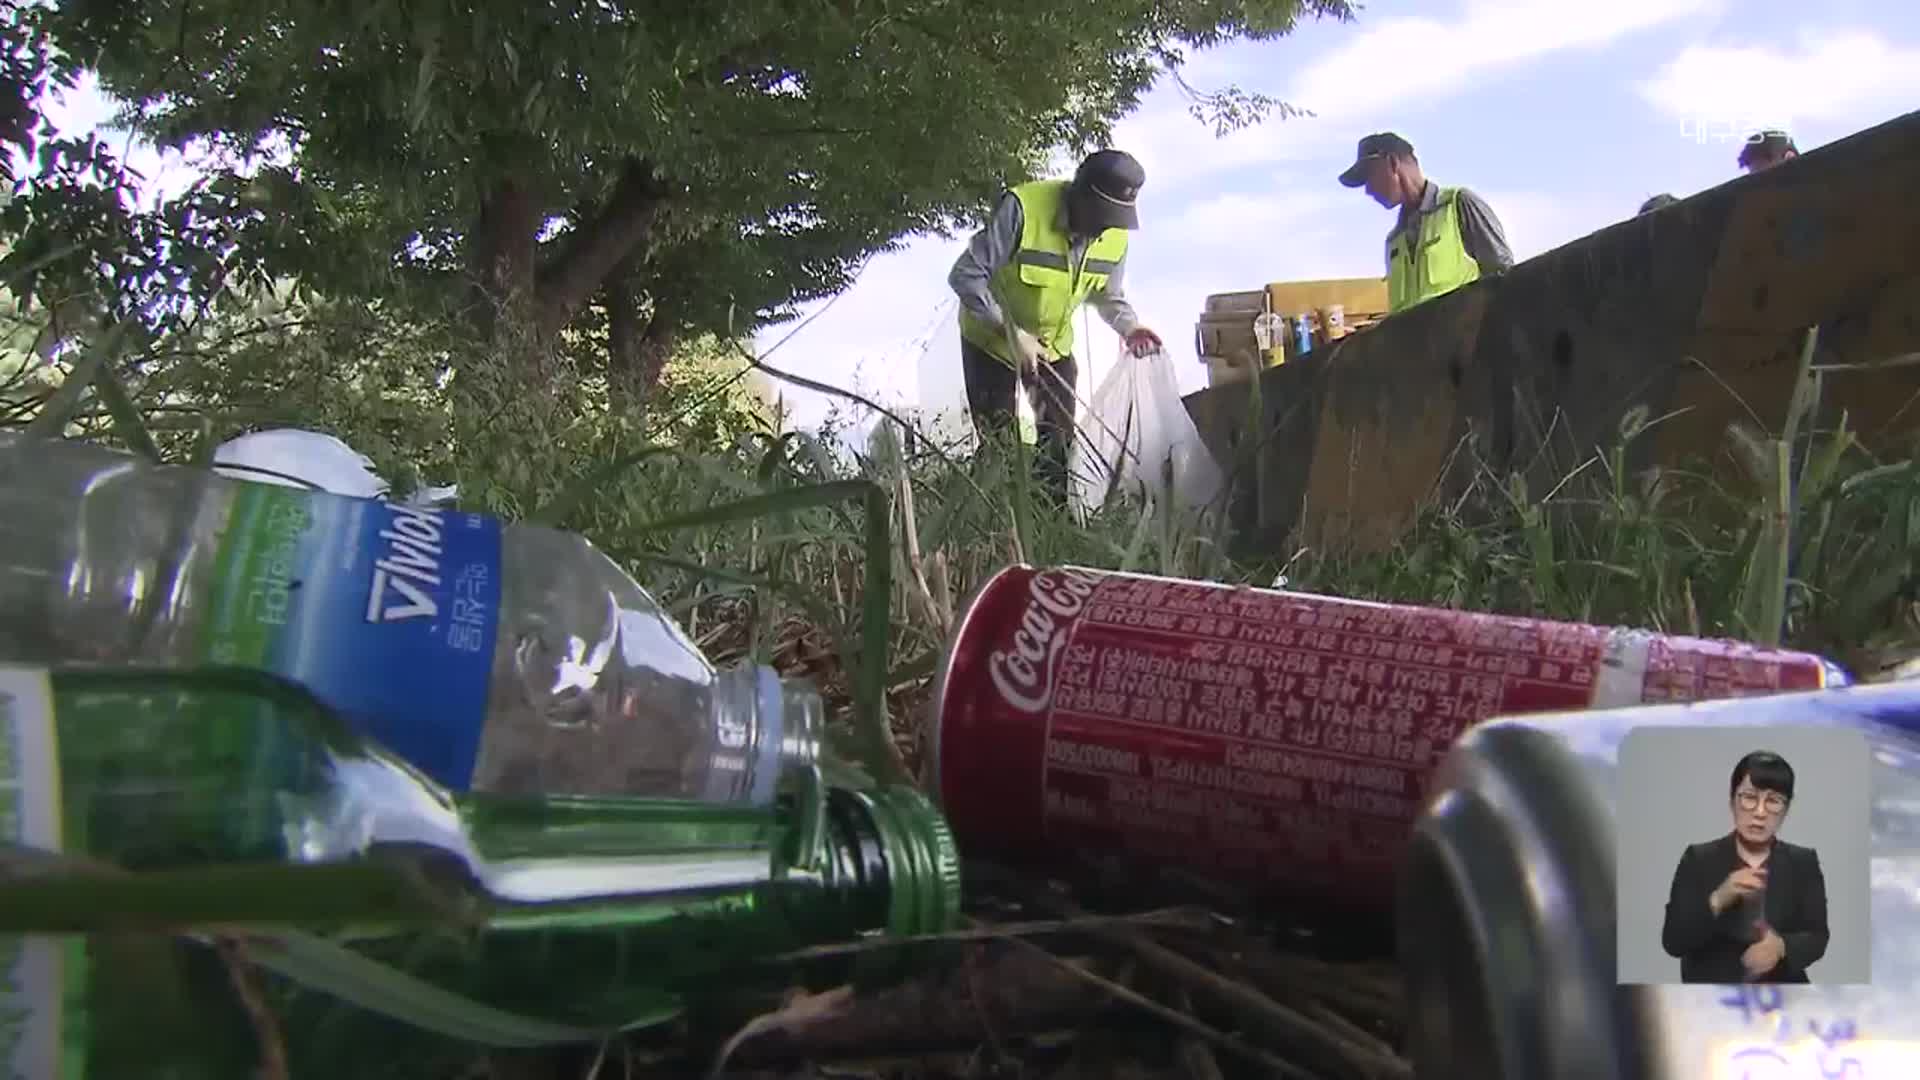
831, 785, 964, 937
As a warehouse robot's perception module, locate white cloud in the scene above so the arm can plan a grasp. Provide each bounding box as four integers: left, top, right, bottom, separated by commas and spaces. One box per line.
1637, 29, 1920, 143
1288, 0, 1723, 123
1155, 188, 1342, 242
1109, 0, 1724, 199
1107, 88, 1326, 199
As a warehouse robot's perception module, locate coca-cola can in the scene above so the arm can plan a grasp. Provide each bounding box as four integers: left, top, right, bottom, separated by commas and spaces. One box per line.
929, 565, 1848, 909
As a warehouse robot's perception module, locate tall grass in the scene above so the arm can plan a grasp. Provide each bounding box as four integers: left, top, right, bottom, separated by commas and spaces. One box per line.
16, 318, 1920, 774
1288, 339, 1920, 678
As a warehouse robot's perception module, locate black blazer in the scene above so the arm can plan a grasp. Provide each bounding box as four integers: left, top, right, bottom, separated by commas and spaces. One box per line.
1660, 833, 1829, 983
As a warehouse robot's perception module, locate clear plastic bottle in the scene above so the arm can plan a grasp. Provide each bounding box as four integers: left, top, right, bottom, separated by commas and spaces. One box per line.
0, 433, 822, 802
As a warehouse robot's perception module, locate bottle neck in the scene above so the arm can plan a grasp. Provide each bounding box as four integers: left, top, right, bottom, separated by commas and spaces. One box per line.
463, 785, 959, 947
451, 793, 792, 913
454, 789, 875, 922
702, 664, 823, 806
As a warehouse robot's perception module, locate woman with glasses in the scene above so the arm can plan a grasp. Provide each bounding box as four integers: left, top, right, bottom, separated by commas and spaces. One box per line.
1659, 749, 1830, 983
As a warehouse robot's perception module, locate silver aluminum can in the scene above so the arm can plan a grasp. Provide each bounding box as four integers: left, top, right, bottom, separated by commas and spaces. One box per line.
1398, 681, 1920, 1079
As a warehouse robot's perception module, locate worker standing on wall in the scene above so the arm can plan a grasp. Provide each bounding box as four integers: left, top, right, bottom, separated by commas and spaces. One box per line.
1339, 133, 1514, 315
948, 148, 1163, 506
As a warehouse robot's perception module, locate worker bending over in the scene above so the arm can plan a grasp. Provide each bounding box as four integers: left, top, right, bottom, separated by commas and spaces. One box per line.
949, 148, 1162, 506
1339, 133, 1513, 315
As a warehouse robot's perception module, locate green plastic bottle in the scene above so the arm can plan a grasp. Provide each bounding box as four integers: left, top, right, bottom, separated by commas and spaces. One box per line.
0, 664, 962, 1078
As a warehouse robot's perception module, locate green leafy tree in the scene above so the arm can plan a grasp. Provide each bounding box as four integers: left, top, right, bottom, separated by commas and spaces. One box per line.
10, 0, 1348, 421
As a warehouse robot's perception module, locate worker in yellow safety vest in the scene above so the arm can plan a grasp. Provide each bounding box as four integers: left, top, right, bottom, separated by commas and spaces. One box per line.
1338, 133, 1514, 315
949, 148, 1163, 505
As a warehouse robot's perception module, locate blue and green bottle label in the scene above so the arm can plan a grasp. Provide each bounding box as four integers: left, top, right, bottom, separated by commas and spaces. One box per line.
200, 486, 504, 790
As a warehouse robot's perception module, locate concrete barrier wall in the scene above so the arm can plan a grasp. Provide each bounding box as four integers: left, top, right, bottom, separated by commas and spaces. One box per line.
1186, 108, 1920, 559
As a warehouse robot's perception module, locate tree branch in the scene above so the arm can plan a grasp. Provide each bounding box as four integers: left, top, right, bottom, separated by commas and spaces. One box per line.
604, 272, 639, 381
470, 175, 541, 340
532, 157, 671, 339
604, 260, 680, 420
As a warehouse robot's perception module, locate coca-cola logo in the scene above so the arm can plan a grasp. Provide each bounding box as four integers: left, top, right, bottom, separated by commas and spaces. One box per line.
988, 569, 1102, 714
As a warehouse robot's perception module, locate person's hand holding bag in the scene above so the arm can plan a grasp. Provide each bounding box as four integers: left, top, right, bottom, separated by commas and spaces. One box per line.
1123, 327, 1163, 357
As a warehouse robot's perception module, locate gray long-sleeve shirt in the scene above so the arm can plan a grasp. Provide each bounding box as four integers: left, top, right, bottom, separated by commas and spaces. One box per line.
1390, 180, 1515, 274
947, 190, 1142, 342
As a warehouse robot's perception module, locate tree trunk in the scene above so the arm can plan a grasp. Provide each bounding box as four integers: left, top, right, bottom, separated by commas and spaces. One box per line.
463, 159, 672, 388
635, 317, 677, 431
606, 272, 678, 429
606, 274, 640, 415
534, 157, 671, 341
469, 175, 543, 365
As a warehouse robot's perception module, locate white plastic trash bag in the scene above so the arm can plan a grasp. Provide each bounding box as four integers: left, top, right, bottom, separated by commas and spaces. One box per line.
213, 428, 390, 497
211, 428, 458, 507
1071, 345, 1225, 518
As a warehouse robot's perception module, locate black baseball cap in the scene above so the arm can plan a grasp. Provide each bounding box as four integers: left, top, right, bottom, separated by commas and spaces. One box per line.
1338, 132, 1415, 187
1071, 148, 1145, 230
1738, 130, 1798, 168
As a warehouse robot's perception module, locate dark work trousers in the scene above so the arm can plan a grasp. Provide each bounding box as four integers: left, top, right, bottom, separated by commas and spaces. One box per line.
961, 336, 1078, 508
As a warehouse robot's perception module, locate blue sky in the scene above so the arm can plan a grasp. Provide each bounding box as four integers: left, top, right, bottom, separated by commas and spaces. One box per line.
33, 0, 1920, 445
762, 0, 1920, 439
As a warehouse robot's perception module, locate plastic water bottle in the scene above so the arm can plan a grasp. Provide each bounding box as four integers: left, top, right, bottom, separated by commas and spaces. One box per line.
0, 434, 823, 803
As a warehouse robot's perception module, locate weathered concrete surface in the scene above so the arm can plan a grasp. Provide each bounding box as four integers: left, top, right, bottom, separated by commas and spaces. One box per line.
1187, 108, 1920, 558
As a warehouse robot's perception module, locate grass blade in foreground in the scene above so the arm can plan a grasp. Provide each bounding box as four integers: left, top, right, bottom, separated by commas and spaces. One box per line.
246, 931, 637, 1047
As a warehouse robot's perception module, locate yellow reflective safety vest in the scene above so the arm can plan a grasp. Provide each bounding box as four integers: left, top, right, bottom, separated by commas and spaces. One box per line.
1386, 185, 1481, 314
958, 180, 1130, 368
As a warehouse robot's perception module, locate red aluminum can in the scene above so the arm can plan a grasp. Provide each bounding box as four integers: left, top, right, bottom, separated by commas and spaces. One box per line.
929, 565, 1846, 908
